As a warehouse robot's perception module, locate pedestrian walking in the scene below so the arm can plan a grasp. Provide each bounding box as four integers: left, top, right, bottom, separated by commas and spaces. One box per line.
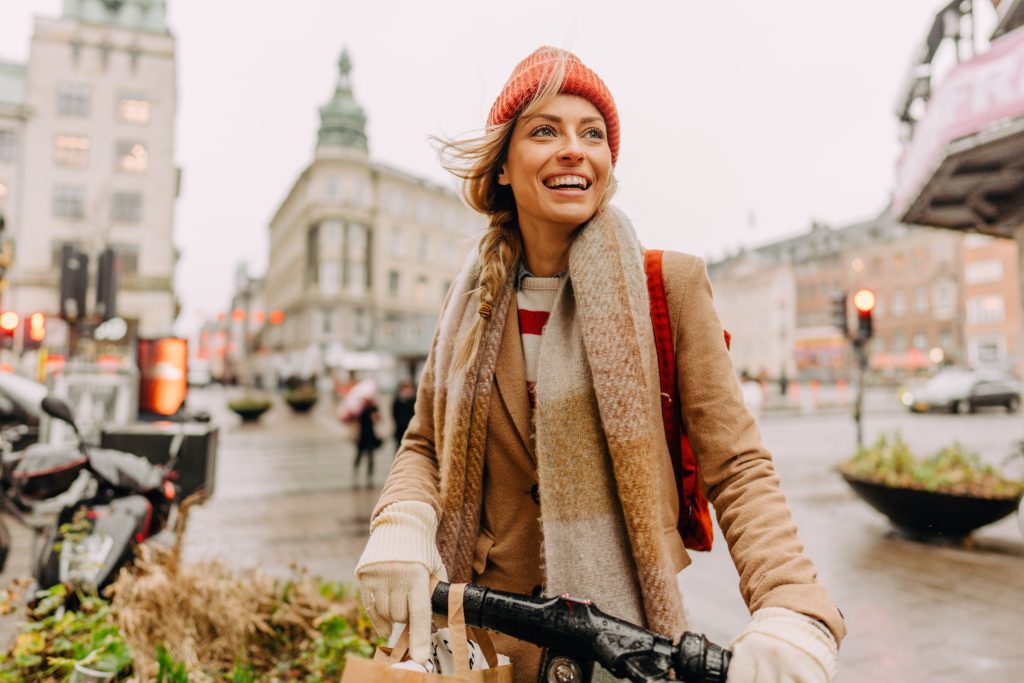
391, 379, 416, 450
355, 46, 844, 682
353, 397, 382, 488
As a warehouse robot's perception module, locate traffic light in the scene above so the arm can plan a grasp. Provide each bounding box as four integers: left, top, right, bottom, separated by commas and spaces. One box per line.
96, 247, 119, 322
852, 288, 876, 342
23, 312, 45, 350
831, 292, 848, 335
0, 311, 18, 349
59, 245, 88, 323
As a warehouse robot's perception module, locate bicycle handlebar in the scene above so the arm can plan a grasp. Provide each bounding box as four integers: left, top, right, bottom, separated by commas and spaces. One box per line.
431, 581, 729, 683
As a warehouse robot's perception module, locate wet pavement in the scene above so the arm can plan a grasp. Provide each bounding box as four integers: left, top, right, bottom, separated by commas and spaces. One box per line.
2, 385, 1023, 681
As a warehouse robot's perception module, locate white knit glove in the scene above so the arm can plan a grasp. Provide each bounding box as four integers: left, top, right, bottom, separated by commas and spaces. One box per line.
355, 501, 448, 664
727, 607, 838, 683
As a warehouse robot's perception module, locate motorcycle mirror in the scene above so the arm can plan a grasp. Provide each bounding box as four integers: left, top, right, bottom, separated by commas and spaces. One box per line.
41, 397, 79, 434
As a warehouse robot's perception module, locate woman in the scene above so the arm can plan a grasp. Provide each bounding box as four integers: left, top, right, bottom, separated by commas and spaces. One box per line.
356, 47, 845, 682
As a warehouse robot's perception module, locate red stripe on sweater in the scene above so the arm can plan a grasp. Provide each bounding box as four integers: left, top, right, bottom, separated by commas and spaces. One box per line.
518, 309, 550, 335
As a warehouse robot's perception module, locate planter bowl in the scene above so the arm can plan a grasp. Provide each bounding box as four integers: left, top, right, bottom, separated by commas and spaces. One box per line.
228, 402, 271, 423
285, 396, 318, 413
841, 471, 1021, 539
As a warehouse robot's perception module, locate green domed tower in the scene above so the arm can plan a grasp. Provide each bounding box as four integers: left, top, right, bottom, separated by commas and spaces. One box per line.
317, 48, 368, 153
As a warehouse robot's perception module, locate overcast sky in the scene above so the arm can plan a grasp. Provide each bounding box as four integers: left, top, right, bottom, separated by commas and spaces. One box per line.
0, 1, 987, 334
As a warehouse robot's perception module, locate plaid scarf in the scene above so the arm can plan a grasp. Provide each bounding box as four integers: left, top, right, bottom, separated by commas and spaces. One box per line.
431, 206, 686, 640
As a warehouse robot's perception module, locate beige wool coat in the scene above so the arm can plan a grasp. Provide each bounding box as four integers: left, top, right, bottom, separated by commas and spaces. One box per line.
374, 250, 846, 682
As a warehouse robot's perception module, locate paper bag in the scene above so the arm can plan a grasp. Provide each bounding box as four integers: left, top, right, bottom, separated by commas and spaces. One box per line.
341, 583, 513, 682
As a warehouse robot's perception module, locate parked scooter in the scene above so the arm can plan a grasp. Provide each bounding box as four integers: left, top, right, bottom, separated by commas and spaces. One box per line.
0, 395, 183, 593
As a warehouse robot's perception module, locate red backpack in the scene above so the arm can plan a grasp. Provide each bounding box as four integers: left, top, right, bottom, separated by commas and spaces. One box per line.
645, 250, 731, 552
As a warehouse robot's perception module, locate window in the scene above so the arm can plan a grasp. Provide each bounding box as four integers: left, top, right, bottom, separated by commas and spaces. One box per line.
306, 225, 320, 286
388, 226, 404, 257
913, 286, 929, 314
939, 329, 953, 351
53, 185, 86, 218
414, 275, 428, 303
890, 290, 906, 316
320, 262, 340, 295
347, 223, 367, 254
57, 83, 91, 116
966, 295, 1005, 324
322, 308, 334, 334
912, 332, 927, 350
321, 220, 342, 249
965, 259, 1003, 284
933, 279, 957, 319
116, 141, 148, 173
874, 293, 885, 317
54, 135, 90, 167
0, 130, 15, 162
112, 192, 142, 223
347, 262, 366, 296
117, 91, 150, 124
388, 270, 401, 297
417, 235, 430, 262
325, 176, 340, 201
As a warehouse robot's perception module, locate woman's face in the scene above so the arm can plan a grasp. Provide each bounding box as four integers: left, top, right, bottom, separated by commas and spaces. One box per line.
498, 94, 612, 238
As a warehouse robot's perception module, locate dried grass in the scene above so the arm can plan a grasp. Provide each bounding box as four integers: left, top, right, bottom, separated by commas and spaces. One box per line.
107, 494, 368, 681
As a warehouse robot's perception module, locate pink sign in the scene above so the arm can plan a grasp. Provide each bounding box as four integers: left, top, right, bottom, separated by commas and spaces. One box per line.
892, 28, 1024, 217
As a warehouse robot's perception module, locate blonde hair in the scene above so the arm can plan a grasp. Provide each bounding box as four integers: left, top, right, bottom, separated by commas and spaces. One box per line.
437, 52, 616, 368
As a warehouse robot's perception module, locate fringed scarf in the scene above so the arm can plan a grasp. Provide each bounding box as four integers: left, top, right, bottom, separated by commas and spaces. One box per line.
431, 206, 686, 641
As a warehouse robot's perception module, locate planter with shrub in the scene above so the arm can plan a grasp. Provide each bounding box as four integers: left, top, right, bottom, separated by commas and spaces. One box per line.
284, 385, 319, 413
839, 433, 1024, 540
227, 395, 272, 423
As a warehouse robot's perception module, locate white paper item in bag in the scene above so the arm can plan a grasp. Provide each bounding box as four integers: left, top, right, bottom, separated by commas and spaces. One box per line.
431, 627, 510, 672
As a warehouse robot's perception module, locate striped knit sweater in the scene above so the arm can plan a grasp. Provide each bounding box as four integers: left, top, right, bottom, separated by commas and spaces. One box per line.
517, 275, 561, 409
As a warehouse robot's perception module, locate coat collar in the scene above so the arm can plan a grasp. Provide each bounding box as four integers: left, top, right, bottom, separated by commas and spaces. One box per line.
494, 294, 536, 464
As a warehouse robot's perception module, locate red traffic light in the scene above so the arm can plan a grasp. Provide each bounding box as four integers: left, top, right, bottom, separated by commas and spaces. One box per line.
0, 311, 19, 333
852, 289, 876, 314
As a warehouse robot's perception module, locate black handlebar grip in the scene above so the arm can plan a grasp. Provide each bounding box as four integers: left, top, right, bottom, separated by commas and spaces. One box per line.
676, 632, 731, 683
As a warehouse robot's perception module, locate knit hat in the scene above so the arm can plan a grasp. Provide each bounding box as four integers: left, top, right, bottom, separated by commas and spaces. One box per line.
488, 47, 619, 164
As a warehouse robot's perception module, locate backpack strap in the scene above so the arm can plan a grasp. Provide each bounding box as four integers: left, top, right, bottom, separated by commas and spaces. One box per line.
644, 250, 682, 452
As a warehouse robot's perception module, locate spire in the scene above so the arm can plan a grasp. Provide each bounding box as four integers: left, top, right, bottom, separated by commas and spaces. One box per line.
317, 48, 368, 153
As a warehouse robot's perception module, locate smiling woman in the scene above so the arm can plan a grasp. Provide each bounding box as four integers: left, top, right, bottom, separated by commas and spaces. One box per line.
355, 46, 846, 683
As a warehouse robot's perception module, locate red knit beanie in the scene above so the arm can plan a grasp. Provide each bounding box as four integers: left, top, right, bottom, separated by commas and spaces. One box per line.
487, 46, 619, 164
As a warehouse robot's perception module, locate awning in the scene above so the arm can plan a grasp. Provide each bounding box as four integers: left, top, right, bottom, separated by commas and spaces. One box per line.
893, 27, 1024, 235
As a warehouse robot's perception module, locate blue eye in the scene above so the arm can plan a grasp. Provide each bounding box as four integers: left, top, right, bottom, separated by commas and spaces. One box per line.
583, 127, 605, 140
530, 125, 556, 137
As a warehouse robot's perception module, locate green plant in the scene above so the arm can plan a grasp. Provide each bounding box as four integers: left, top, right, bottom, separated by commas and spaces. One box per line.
155, 644, 188, 683
840, 433, 1024, 498
0, 584, 133, 681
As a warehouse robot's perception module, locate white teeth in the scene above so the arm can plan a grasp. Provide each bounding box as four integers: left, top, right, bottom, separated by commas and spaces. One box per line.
544, 175, 589, 189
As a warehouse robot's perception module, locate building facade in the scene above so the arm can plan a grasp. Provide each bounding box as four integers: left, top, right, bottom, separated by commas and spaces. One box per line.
709, 211, 1023, 382
2, 0, 179, 338
707, 251, 796, 381
262, 50, 477, 382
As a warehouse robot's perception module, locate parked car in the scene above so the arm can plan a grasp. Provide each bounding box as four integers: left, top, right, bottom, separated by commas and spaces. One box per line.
903, 368, 1021, 414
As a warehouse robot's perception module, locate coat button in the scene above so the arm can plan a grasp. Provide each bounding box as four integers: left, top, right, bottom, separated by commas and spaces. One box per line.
530, 484, 540, 505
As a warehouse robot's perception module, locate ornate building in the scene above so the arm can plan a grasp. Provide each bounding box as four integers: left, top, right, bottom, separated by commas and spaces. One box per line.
262, 50, 478, 381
